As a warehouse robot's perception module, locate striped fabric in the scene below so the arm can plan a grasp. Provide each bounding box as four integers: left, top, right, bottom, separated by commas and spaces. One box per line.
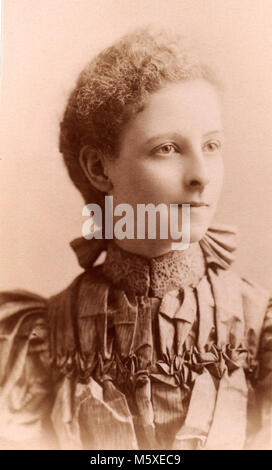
0, 224, 271, 449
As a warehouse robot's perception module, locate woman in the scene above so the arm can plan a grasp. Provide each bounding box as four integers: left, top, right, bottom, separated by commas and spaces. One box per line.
0, 28, 271, 450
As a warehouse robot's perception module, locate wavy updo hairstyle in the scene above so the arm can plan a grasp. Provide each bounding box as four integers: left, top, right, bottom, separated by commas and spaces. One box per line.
59, 27, 219, 204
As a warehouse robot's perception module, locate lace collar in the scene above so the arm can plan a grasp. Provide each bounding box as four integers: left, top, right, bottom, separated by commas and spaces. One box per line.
102, 240, 205, 297
70, 223, 237, 298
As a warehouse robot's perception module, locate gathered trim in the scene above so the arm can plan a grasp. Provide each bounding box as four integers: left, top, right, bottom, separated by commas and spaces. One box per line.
52, 342, 257, 389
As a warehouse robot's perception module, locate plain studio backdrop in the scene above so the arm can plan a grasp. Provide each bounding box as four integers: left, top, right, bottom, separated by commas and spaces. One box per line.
0, 0, 271, 296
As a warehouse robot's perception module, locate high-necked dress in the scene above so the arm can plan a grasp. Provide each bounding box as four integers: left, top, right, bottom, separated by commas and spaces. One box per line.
0, 224, 271, 450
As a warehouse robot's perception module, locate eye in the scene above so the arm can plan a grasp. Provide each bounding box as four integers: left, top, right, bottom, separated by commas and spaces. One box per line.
203, 140, 221, 153
152, 143, 179, 156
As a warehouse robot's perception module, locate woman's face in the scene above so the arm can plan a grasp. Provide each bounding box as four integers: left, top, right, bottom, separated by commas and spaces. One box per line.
106, 79, 224, 251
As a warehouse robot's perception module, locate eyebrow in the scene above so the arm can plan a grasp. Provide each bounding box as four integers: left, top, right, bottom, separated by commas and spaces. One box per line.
144, 133, 181, 146
144, 130, 224, 146
203, 130, 224, 137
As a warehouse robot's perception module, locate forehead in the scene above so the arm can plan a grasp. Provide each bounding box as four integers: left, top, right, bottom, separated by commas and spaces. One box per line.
121, 79, 222, 143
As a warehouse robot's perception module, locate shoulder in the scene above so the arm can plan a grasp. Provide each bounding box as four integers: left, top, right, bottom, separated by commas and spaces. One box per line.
0, 270, 107, 447
0, 289, 53, 446
210, 266, 271, 355
0, 267, 108, 366
239, 274, 271, 349
0, 288, 48, 321
209, 266, 270, 314
0, 271, 92, 381
0, 289, 49, 380
240, 275, 270, 309
200, 222, 270, 316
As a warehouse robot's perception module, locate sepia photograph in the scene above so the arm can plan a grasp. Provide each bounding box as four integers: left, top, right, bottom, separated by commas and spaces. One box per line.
0, 0, 271, 452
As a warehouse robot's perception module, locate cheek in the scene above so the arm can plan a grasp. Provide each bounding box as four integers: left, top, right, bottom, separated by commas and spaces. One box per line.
113, 162, 171, 204
216, 160, 224, 192
209, 158, 224, 195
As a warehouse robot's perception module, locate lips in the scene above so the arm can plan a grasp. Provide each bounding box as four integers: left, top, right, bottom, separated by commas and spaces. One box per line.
178, 202, 209, 207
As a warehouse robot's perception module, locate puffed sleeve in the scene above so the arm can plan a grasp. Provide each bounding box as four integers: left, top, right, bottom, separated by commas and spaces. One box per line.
255, 297, 272, 448
0, 290, 56, 449
247, 297, 272, 449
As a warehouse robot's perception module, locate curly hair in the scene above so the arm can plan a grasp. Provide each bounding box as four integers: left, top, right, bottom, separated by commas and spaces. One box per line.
59, 27, 220, 203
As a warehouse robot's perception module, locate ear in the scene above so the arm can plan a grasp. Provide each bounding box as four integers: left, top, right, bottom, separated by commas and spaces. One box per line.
79, 145, 113, 193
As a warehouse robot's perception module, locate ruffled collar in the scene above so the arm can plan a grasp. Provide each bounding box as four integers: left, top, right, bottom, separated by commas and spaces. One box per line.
70, 223, 237, 298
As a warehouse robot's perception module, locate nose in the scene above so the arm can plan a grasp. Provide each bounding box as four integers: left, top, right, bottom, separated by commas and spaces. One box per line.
183, 146, 210, 191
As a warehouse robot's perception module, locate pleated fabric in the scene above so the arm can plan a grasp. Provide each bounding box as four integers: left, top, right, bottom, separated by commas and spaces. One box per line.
0, 224, 271, 449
